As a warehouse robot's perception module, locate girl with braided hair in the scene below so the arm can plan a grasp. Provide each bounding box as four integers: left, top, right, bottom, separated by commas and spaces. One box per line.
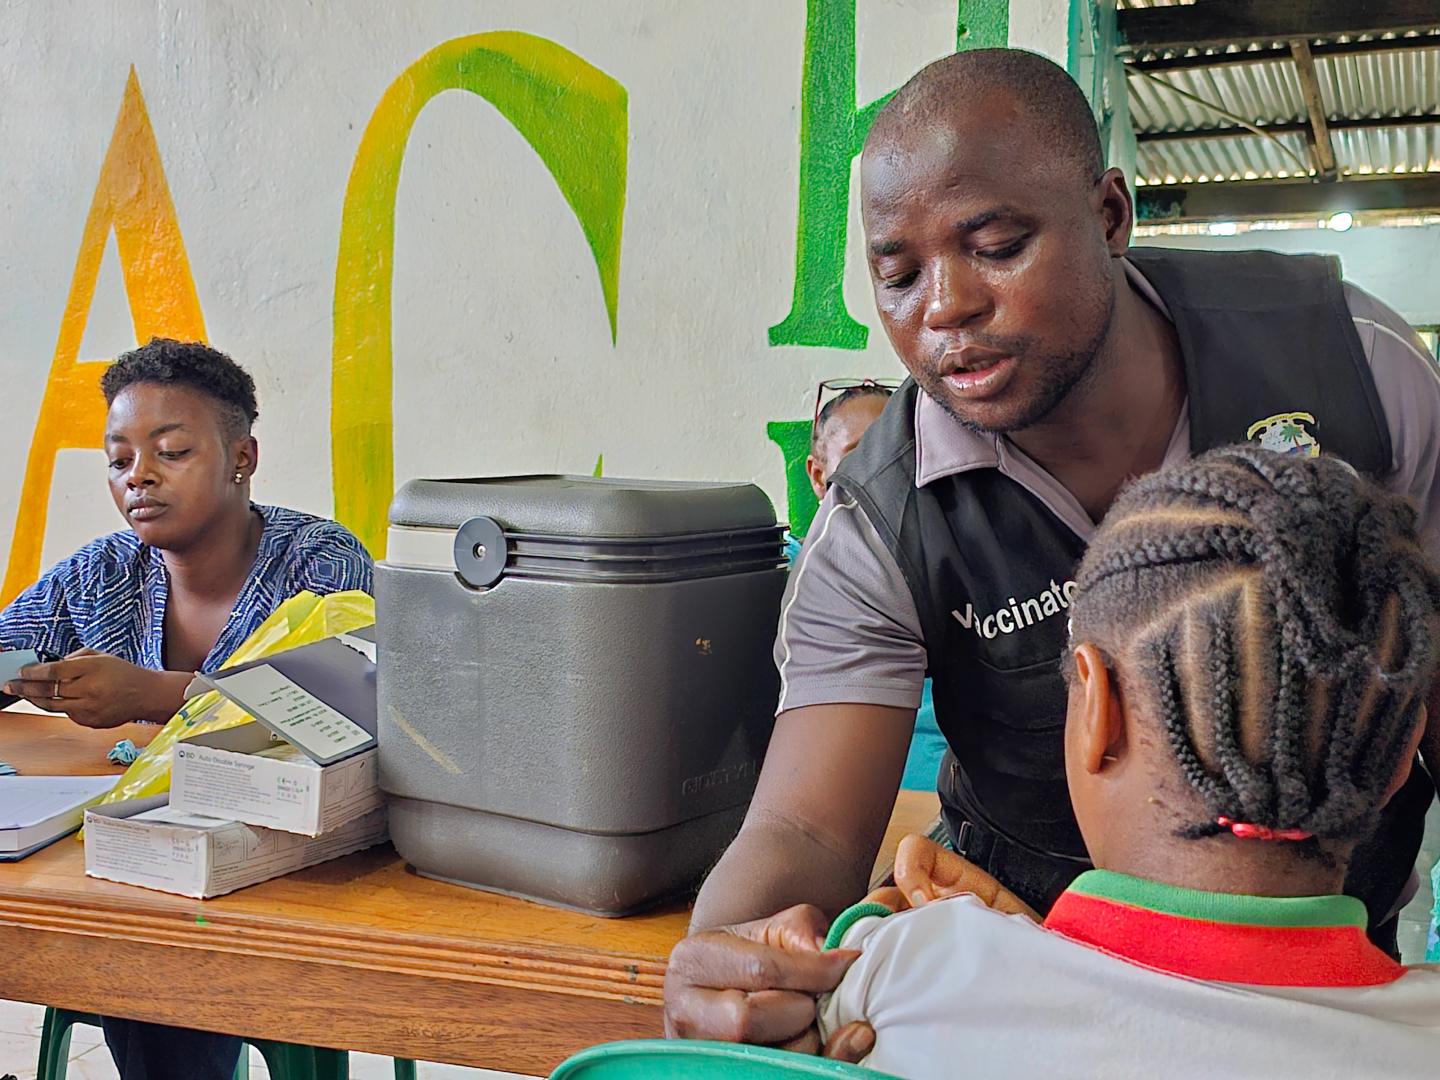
817, 447, 1440, 1079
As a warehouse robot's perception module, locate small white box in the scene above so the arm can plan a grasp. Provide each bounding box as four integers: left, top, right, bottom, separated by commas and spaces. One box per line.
171, 724, 382, 837
84, 796, 388, 898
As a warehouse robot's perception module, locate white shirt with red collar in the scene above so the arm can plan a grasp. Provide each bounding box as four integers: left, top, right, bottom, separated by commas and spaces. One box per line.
818, 870, 1440, 1079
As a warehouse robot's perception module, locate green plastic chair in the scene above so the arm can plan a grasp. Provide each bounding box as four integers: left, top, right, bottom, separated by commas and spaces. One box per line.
231, 1039, 349, 1080
550, 1040, 900, 1079
34, 1008, 96, 1080
38, 1007, 417, 1080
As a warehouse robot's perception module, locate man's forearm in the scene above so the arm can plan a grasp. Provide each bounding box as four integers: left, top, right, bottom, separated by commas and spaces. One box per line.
689, 815, 874, 932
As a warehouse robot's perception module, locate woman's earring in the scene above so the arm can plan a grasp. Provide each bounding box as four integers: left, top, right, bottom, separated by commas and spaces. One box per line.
234, 470, 244, 484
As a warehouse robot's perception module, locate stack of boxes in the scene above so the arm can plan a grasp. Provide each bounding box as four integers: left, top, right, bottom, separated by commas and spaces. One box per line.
84, 633, 387, 898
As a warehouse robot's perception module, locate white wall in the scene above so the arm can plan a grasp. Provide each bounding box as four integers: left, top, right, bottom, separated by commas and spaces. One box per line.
0, 0, 1090, 583
1136, 224, 1440, 326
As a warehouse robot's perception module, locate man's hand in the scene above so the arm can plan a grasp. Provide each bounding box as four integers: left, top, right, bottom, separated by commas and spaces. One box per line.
665, 904, 866, 1056
3, 650, 189, 728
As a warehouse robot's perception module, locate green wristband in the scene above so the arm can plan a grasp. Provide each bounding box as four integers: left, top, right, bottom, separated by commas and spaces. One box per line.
823, 901, 895, 951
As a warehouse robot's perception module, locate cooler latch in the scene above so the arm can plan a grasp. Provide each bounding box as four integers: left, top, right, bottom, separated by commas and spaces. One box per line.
453, 516, 507, 588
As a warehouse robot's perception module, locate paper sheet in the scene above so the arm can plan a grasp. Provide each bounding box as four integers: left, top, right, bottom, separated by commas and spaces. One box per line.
0, 776, 116, 830
336, 633, 377, 664
210, 664, 372, 761
0, 650, 39, 686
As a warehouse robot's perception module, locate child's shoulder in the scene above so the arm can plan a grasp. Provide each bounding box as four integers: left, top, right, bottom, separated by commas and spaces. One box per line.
834, 892, 1044, 964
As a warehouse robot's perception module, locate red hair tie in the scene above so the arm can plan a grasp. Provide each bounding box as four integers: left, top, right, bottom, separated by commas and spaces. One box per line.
1216, 817, 1314, 842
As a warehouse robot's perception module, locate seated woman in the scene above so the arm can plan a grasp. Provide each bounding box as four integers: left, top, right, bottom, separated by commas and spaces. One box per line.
1, 337, 371, 726
818, 447, 1440, 1078
0, 337, 372, 1080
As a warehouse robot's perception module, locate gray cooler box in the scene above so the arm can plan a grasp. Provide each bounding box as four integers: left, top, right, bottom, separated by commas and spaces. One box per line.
377, 475, 787, 915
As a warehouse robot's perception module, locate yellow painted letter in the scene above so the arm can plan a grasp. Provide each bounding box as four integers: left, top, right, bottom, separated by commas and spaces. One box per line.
3, 69, 206, 605
331, 33, 628, 556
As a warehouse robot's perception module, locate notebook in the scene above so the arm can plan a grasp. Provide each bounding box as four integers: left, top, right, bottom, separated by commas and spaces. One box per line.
0, 775, 116, 860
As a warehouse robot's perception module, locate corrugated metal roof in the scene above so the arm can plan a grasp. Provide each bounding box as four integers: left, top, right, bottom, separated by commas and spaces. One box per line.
1117, 1, 1440, 188
1124, 39, 1440, 185
1318, 44, 1440, 118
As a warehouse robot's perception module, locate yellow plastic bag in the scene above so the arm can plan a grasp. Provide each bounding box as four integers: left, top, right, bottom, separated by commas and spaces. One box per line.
92, 589, 375, 809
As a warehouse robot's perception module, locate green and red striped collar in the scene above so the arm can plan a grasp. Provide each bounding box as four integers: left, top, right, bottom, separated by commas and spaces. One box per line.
1044, 870, 1404, 988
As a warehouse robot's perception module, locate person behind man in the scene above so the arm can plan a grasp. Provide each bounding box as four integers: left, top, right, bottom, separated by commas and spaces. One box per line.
665, 48, 1440, 1048
816, 448, 1440, 1077
803, 381, 893, 524
0, 338, 372, 1079
799, 380, 945, 792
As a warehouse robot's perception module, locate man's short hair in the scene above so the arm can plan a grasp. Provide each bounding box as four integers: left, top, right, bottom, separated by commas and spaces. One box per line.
101, 338, 259, 439
869, 48, 1104, 184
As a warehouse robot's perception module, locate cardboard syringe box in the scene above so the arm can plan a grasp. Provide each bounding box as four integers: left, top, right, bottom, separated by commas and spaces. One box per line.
171, 725, 382, 837
170, 629, 382, 836
84, 796, 388, 899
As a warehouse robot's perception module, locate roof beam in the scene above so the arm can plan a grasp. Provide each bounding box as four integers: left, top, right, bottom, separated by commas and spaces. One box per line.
1119, 1, 1440, 53
1289, 40, 1338, 180
1136, 174, 1440, 223
1127, 33, 1440, 73
1136, 113, 1440, 143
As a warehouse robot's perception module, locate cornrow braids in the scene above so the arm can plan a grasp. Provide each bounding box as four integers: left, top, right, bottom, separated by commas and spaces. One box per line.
1067, 446, 1440, 848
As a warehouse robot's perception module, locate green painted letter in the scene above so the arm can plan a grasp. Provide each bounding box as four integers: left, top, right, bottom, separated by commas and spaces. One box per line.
767, 419, 819, 537
768, 1, 1007, 351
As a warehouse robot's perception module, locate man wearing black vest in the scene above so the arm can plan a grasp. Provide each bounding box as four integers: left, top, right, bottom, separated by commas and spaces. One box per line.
665, 48, 1440, 1053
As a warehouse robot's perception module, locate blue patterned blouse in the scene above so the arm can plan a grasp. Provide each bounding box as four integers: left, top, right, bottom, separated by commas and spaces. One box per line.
0, 505, 373, 674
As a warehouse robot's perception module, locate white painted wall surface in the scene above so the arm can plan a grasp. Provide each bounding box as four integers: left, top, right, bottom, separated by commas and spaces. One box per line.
1136, 225, 1440, 326
2, 0, 1082, 579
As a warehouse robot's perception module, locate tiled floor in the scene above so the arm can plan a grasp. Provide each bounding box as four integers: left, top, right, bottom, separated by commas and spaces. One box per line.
0, 1001, 533, 1080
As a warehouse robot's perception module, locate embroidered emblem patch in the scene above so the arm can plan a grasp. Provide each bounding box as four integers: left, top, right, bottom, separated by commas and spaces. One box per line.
1246, 412, 1320, 458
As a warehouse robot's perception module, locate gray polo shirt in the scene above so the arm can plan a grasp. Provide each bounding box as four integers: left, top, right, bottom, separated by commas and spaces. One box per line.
775, 259, 1440, 715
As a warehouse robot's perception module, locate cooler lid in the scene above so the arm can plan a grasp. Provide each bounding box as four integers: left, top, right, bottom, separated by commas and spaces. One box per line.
389, 475, 778, 538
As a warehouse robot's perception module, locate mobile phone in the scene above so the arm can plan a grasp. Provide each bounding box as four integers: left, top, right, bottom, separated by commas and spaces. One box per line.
0, 649, 61, 710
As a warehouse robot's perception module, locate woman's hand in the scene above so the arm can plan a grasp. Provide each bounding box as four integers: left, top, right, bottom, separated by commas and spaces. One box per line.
3, 650, 191, 728
891, 834, 1041, 921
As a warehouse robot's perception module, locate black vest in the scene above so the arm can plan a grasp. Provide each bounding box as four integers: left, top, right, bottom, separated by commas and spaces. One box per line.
831, 247, 1393, 860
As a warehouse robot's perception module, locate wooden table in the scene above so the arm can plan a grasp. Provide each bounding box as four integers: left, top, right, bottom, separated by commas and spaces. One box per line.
0, 712, 939, 1075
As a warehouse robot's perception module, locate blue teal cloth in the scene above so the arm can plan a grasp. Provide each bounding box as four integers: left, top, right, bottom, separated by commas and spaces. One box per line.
107, 739, 141, 766
900, 681, 946, 792
784, 531, 946, 793
782, 530, 805, 565
1429, 860, 1439, 963
0, 504, 372, 675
